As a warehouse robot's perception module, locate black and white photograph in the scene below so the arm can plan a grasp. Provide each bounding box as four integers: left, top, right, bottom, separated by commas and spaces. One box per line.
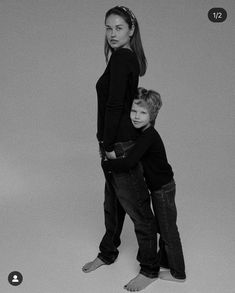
0, 0, 234, 292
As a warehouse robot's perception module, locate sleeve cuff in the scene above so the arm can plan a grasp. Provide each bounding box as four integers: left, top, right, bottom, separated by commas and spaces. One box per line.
104, 145, 114, 152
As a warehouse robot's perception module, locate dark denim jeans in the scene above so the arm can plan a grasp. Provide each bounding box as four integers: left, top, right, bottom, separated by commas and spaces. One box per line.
98, 141, 159, 278
151, 180, 186, 279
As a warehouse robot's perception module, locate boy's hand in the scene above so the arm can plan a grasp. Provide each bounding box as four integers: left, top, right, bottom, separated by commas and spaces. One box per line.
105, 151, 116, 160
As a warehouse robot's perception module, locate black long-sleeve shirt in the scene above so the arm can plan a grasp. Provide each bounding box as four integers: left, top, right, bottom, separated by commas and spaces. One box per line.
96, 48, 140, 152
102, 126, 174, 191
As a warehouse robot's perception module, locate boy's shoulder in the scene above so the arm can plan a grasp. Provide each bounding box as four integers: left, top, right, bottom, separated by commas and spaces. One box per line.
142, 127, 162, 143
142, 126, 158, 136
138, 127, 156, 141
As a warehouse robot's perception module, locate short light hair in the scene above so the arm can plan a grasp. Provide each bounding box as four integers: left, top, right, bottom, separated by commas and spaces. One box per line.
134, 87, 162, 126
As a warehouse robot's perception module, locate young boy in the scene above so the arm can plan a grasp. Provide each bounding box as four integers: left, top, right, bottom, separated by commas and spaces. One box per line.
102, 87, 186, 283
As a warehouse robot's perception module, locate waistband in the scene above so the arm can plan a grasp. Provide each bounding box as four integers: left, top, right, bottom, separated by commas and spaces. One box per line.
152, 179, 175, 194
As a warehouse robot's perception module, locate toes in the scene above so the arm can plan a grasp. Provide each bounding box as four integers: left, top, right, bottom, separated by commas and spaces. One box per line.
82, 262, 92, 273
82, 266, 87, 272
124, 285, 139, 292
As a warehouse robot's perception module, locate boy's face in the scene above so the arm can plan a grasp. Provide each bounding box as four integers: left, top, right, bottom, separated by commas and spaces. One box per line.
130, 101, 151, 130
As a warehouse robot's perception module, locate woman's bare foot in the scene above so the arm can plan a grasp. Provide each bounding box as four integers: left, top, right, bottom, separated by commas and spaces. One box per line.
82, 257, 106, 273
124, 273, 157, 291
159, 271, 186, 282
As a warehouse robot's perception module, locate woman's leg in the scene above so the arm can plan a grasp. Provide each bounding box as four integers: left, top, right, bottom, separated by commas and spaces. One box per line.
82, 142, 126, 273
154, 211, 169, 269
112, 164, 159, 277
82, 170, 126, 273
98, 175, 126, 264
111, 164, 159, 291
151, 180, 186, 280
157, 236, 170, 269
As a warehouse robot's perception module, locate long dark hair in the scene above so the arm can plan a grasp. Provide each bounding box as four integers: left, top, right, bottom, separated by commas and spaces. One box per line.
104, 6, 147, 77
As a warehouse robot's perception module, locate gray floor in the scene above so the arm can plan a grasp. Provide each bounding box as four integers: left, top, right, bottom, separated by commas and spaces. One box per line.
0, 139, 234, 293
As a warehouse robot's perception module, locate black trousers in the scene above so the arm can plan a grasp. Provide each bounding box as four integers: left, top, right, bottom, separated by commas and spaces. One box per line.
98, 141, 159, 278
152, 180, 186, 279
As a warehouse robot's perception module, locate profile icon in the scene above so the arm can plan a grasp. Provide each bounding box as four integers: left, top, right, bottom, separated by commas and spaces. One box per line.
8, 271, 23, 286
12, 275, 19, 283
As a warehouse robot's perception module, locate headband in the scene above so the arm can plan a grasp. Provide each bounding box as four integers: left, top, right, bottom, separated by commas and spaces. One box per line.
117, 6, 136, 25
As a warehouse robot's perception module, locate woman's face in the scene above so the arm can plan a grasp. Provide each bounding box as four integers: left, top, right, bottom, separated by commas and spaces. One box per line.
105, 14, 134, 50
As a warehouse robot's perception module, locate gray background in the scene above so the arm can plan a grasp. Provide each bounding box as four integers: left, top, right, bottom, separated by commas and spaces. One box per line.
0, 0, 234, 292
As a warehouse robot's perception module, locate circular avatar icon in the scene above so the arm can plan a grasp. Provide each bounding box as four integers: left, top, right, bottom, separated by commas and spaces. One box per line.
8, 271, 23, 286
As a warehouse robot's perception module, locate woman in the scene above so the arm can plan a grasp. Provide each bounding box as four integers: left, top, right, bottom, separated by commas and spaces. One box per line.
82, 6, 158, 291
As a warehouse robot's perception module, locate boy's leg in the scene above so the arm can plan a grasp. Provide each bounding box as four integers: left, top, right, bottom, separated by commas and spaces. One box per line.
151, 180, 186, 280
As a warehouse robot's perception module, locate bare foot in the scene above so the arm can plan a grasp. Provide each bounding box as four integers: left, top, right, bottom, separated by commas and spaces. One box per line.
124, 273, 157, 291
82, 257, 106, 273
159, 271, 186, 282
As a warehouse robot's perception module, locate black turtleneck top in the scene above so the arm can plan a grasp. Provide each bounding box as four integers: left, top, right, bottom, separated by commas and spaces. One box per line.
96, 48, 140, 152
102, 126, 174, 191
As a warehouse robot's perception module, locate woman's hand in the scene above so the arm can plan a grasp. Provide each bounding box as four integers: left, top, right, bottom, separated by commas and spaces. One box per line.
98, 141, 106, 160
105, 151, 116, 160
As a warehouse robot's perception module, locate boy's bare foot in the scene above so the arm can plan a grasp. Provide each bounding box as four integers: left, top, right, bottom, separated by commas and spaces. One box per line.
159, 271, 186, 282
124, 273, 157, 291
82, 257, 106, 273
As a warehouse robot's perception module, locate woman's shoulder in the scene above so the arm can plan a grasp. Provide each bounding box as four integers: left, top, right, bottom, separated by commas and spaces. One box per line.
111, 48, 136, 62
110, 48, 138, 72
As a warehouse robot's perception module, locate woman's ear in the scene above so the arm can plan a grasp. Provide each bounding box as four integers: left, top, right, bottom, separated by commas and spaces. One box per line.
129, 24, 135, 37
